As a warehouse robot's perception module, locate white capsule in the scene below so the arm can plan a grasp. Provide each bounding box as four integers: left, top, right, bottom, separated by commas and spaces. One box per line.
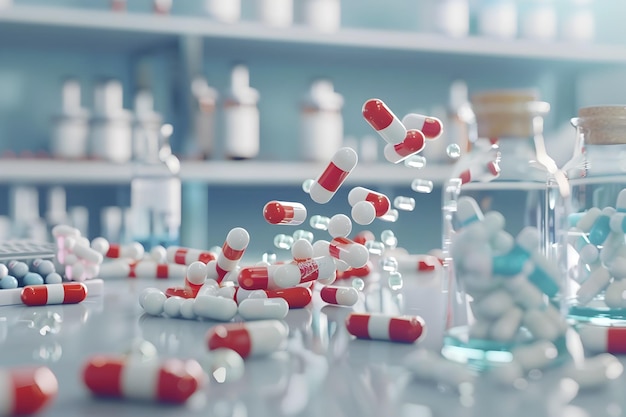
576, 207, 602, 233
142, 290, 167, 316
291, 238, 314, 260
503, 274, 545, 310
180, 298, 196, 320
351, 201, 376, 226
327, 214, 352, 238
604, 279, 626, 309
488, 360, 525, 386
139, 287, 162, 308
163, 296, 184, 318
186, 261, 208, 286
70, 243, 104, 264
563, 353, 623, 390
235, 287, 268, 304
90, 237, 110, 255
238, 298, 289, 320
405, 349, 475, 389
511, 340, 558, 371
608, 256, 626, 280
577, 266, 611, 306
489, 307, 523, 342
456, 196, 484, 227
472, 289, 515, 321
522, 309, 560, 341
193, 294, 238, 321
309, 147, 358, 204
273, 256, 336, 288
579, 243, 599, 264
217, 286, 237, 300
150, 245, 167, 263
98, 260, 131, 279
197, 279, 220, 296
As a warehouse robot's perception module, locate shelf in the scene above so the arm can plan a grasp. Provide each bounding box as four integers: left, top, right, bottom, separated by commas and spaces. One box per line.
2, 4, 626, 65
0, 158, 453, 186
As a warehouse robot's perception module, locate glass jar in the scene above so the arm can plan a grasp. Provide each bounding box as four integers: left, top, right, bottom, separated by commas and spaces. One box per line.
562, 106, 626, 325
441, 90, 569, 372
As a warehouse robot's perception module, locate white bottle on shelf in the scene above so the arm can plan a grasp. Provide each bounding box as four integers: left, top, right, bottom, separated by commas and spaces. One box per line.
50, 78, 90, 160
204, 0, 241, 23
90, 79, 133, 164
477, 0, 518, 39
433, 0, 470, 38
300, 79, 343, 162
303, 0, 341, 33
560, 0, 595, 43
191, 76, 218, 159
130, 123, 181, 250
132, 90, 163, 161
519, 0, 557, 41
257, 0, 293, 28
223, 65, 260, 160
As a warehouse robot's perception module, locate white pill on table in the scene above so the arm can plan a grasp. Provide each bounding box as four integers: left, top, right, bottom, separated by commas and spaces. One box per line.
142, 290, 167, 316
193, 294, 238, 321
238, 298, 289, 320
563, 353, 623, 390
180, 298, 196, 320
163, 296, 184, 318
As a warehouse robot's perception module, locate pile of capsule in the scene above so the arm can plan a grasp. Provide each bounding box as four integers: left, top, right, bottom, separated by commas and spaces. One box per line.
568, 188, 626, 309
450, 195, 572, 378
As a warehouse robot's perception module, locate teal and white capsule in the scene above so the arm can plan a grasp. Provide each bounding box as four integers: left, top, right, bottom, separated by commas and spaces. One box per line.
576, 207, 602, 232
588, 207, 615, 246
455, 196, 484, 228
610, 212, 626, 234
514, 227, 560, 298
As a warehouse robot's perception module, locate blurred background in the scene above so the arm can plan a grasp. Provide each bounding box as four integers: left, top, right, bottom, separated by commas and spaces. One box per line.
0, 0, 625, 257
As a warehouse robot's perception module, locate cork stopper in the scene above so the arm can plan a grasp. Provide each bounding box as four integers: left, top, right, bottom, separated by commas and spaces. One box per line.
573, 106, 626, 145
471, 90, 550, 139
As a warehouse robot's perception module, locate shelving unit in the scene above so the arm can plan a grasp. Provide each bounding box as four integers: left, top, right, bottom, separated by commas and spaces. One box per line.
0, 158, 453, 185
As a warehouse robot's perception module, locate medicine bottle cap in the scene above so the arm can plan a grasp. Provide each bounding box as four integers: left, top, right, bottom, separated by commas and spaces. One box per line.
573, 106, 626, 145
471, 89, 549, 138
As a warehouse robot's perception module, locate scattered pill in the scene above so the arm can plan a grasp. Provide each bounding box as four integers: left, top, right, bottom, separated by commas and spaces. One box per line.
21, 282, 87, 306
263, 201, 307, 225
345, 312, 425, 343
320, 285, 358, 306
0, 366, 58, 416
238, 298, 289, 320
206, 320, 289, 358
362, 98, 406, 145
309, 147, 358, 204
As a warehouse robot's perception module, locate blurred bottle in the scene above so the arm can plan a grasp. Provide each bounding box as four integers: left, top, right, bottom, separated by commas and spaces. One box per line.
300, 79, 343, 162
303, 0, 340, 33
204, 0, 241, 23
223, 65, 260, 160
420, 0, 470, 37
443, 80, 475, 162
90, 79, 133, 164
477, 0, 518, 39
50, 78, 90, 160
519, 0, 557, 41
191, 76, 218, 159
256, 0, 293, 28
130, 123, 181, 250
132, 90, 163, 160
559, 0, 595, 43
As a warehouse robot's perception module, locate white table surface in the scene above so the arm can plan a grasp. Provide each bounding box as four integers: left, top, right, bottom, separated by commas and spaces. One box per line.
0, 267, 623, 417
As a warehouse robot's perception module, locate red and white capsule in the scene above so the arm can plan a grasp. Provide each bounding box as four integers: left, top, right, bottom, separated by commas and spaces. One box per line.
320, 286, 359, 306
82, 356, 204, 404
459, 160, 501, 184
0, 366, 58, 416
263, 201, 307, 225
105, 242, 145, 260
309, 147, 358, 204
383, 129, 426, 164
206, 320, 289, 358
131, 261, 187, 280
232, 286, 313, 308
323, 237, 369, 268
362, 98, 407, 145
21, 282, 87, 306
396, 254, 443, 273
348, 187, 391, 218
214, 227, 250, 283
579, 325, 626, 354
345, 312, 425, 343
336, 261, 372, 279
272, 256, 336, 288
166, 246, 217, 265
237, 264, 282, 290
401, 113, 444, 140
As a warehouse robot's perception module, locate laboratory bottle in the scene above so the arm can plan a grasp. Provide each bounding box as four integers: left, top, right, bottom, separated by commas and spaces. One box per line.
256, 0, 293, 28
518, 0, 557, 41
191, 76, 218, 159
477, 0, 517, 39
90, 79, 133, 164
50, 78, 90, 160
204, 0, 241, 23
559, 0, 595, 42
561, 106, 626, 324
223, 65, 260, 160
300, 79, 344, 162
132, 90, 163, 161
431, 0, 470, 38
130, 123, 181, 250
441, 90, 569, 371
303, 0, 340, 33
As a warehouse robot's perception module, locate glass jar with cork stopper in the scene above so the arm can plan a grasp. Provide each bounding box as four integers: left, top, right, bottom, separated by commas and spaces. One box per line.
561, 106, 626, 325
441, 90, 570, 373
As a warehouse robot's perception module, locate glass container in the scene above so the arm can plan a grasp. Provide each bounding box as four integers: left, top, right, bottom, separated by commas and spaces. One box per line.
441, 90, 569, 371
562, 106, 626, 325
